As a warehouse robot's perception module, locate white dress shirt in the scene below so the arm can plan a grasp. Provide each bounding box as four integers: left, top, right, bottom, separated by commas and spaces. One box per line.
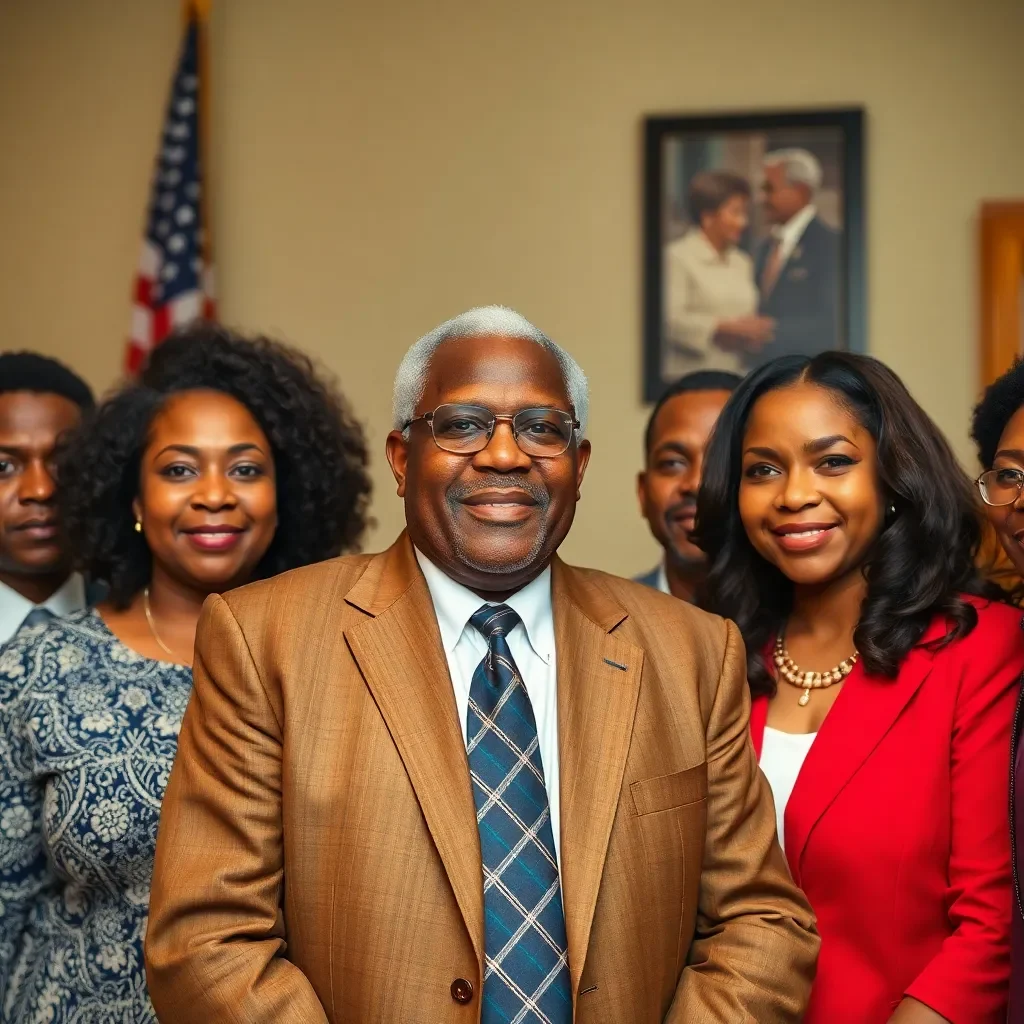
414, 548, 562, 863
0, 573, 87, 646
654, 562, 671, 596
770, 203, 818, 275
759, 726, 817, 853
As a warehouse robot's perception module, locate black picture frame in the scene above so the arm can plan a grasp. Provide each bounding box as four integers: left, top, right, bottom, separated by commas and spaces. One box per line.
642, 107, 865, 402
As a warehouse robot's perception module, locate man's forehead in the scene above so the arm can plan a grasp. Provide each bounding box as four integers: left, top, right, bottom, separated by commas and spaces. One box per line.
0, 391, 81, 436
421, 335, 569, 405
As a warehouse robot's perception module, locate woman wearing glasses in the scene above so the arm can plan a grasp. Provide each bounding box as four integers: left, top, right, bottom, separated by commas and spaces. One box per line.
697, 351, 1024, 1023
0, 325, 371, 1023
971, 359, 1024, 1024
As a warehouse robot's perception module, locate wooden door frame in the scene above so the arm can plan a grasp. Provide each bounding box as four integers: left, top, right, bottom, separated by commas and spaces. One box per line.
980, 201, 1024, 387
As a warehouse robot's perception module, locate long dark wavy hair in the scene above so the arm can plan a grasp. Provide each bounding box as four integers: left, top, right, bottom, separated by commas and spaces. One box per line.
695, 352, 994, 697
59, 323, 372, 608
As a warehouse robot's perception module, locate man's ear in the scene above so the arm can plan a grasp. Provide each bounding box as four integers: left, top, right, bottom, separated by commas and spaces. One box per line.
385, 430, 409, 498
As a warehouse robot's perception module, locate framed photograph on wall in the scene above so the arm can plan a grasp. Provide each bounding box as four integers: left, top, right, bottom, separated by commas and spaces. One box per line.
642, 108, 865, 401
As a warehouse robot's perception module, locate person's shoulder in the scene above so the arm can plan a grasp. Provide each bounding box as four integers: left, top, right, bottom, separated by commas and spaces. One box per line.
958, 592, 1024, 645
219, 552, 377, 620
0, 609, 107, 699
805, 215, 839, 242
923, 593, 1024, 667
665, 229, 704, 264
566, 564, 729, 645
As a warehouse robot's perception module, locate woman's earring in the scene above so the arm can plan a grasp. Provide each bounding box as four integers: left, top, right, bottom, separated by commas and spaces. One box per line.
887, 503, 896, 517
135, 519, 143, 534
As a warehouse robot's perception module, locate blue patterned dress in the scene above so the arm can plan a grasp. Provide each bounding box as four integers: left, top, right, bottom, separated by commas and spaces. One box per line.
0, 609, 192, 1023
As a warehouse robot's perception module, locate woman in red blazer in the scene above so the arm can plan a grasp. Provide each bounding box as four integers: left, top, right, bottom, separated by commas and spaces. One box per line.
696, 351, 1024, 1024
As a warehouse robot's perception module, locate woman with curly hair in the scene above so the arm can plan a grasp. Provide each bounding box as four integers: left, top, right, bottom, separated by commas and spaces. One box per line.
696, 351, 1024, 1024
970, 359, 1024, 1023
0, 324, 371, 1023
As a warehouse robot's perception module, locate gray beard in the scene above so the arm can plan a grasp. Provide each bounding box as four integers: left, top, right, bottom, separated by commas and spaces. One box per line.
444, 475, 552, 576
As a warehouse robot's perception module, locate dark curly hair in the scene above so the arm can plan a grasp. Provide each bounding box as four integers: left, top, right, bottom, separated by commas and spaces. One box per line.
695, 351, 993, 697
59, 323, 372, 607
972, 357, 1024, 469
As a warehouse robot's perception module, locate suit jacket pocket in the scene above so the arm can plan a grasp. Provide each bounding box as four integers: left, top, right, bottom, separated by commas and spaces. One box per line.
630, 762, 708, 816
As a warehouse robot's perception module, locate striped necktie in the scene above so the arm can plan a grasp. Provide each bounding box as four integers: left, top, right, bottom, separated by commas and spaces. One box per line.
467, 604, 572, 1024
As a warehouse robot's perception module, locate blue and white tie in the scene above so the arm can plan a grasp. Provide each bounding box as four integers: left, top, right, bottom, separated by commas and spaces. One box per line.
467, 604, 572, 1024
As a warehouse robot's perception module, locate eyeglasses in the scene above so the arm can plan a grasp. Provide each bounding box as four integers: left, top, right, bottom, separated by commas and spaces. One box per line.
976, 468, 1024, 506
404, 403, 580, 457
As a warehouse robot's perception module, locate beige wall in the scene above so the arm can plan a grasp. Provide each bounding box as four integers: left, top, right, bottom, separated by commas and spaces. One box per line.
2, 0, 1023, 576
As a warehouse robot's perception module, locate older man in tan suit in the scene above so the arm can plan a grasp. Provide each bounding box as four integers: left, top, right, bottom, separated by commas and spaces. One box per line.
145, 306, 818, 1023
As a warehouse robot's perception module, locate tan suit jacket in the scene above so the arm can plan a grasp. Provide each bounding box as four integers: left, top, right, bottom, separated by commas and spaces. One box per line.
145, 534, 818, 1022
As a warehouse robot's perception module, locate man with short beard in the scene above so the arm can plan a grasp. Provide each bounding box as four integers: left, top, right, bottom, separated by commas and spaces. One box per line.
636, 370, 740, 603
147, 307, 817, 1024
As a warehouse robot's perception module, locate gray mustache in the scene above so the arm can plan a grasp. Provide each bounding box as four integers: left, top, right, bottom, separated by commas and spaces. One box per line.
447, 475, 551, 509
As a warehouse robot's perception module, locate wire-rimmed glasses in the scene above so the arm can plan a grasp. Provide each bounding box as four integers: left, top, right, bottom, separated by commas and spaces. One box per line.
976, 467, 1024, 507
404, 403, 580, 457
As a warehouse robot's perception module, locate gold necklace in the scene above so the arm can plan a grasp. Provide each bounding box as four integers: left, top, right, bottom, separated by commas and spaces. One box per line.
773, 635, 858, 706
143, 586, 181, 661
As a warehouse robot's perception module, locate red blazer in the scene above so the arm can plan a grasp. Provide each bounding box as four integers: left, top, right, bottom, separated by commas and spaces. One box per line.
751, 597, 1024, 1024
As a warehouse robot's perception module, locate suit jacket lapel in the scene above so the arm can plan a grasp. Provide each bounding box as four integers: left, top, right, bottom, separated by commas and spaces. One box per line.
785, 646, 934, 881
552, 559, 643, 998
343, 534, 485, 965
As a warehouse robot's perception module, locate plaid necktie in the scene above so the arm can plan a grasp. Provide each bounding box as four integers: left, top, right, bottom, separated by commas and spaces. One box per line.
467, 604, 572, 1024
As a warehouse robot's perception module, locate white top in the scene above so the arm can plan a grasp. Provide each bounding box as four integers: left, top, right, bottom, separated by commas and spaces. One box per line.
654, 562, 671, 596
0, 574, 87, 647
663, 228, 758, 376
760, 726, 817, 853
770, 203, 817, 274
414, 549, 561, 863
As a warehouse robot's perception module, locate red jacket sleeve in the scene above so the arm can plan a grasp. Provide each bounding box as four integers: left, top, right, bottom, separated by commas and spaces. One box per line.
905, 603, 1024, 1022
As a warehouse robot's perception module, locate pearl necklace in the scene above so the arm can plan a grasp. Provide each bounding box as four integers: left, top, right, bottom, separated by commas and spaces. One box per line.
773, 635, 858, 706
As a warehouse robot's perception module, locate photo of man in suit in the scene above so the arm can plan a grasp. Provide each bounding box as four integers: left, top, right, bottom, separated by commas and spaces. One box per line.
748, 148, 840, 369
145, 305, 818, 1022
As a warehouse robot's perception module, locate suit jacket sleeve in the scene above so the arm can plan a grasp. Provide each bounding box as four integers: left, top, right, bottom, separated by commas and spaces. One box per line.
144, 594, 329, 1024
666, 618, 819, 1023
903, 621, 1022, 1022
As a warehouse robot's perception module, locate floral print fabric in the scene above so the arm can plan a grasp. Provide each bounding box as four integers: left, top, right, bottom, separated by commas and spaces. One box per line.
0, 610, 191, 1022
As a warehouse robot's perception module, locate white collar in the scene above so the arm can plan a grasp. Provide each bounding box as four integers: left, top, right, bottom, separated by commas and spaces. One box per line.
0, 573, 87, 645
772, 203, 817, 250
414, 548, 554, 665
655, 562, 671, 596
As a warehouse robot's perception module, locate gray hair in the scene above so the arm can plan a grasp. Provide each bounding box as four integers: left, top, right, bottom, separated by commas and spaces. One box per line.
764, 148, 823, 192
392, 305, 590, 437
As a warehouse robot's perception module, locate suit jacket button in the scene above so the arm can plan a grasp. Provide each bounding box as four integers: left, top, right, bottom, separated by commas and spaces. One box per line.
450, 978, 474, 1004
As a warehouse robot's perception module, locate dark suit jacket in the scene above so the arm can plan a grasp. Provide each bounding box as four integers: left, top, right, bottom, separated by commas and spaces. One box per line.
145, 532, 818, 1023
747, 215, 840, 369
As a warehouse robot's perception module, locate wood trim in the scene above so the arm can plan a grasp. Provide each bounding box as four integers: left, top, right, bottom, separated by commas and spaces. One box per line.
979, 201, 1024, 387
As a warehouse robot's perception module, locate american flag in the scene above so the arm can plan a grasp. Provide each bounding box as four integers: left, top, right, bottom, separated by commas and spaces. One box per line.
125, 9, 214, 374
